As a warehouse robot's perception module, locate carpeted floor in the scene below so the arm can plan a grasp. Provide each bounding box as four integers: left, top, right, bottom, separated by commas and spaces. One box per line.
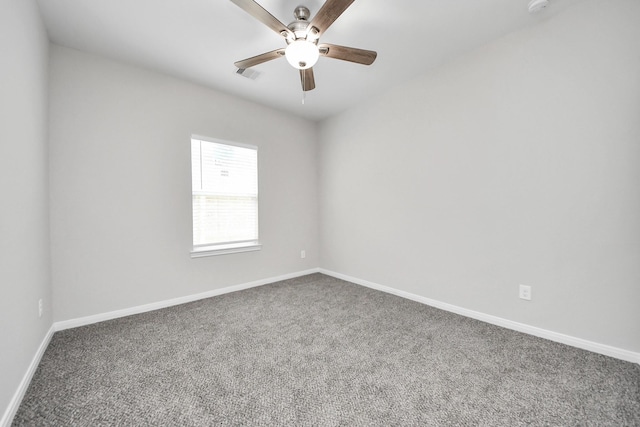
13, 273, 640, 425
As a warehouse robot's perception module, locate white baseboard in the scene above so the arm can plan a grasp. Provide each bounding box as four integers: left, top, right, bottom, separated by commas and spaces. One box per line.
1, 325, 55, 427
54, 268, 321, 331
320, 269, 640, 365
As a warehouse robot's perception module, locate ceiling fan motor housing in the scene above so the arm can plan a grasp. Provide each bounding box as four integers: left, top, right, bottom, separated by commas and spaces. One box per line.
288, 6, 314, 42
287, 20, 310, 39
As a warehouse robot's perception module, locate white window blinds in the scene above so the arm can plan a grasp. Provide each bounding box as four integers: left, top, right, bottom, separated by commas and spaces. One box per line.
191, 138, 258, 248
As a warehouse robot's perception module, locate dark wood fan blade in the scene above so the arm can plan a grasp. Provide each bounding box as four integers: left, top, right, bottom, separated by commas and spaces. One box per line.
230, 0, 293, 39
318, 43, 377, 65
234, 49, 285, 69
307, 0, 355, 38
300, 68, 316, 91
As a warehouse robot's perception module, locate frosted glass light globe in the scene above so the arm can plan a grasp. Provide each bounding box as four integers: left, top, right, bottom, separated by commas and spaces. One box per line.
285, 40, 319, 70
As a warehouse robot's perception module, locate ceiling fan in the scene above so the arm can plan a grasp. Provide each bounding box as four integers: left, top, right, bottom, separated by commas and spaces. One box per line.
230, 0, 377, 92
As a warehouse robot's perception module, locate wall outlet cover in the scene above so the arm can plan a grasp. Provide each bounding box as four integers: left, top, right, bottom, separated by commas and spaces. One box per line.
519, 285, 532, 301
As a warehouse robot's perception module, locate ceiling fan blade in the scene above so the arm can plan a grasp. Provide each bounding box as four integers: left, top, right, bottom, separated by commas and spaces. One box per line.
300, 68, 316, 91
307, 0, 355, 38
230, 0, 294, 39
234, 49, 285, 69
318, 43, 377, 65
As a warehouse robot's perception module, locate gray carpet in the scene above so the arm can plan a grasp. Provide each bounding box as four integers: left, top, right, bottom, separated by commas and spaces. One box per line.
13, 273, 640, 426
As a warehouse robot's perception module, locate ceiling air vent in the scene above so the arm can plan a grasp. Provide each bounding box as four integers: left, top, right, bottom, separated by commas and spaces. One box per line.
236, 68, 260, 80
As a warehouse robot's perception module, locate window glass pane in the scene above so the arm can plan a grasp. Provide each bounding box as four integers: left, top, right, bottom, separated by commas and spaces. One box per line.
191, 138, 258, 246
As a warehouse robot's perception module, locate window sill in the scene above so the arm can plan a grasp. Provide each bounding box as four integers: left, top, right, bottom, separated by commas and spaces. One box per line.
191, 241, 262, 258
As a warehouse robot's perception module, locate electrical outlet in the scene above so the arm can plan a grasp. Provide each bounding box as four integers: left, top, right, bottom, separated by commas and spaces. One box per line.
519, 285, 532, 301
38, 299, 43, 317
300, 250, 306, 259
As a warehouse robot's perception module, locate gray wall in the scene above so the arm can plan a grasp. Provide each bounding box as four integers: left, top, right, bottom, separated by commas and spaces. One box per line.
318, 0, 640, 352
49, 46, 319, 321
0, 0, 52, 417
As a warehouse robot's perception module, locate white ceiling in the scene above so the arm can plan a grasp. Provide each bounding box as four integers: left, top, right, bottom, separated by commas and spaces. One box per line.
36, 0, 582, 121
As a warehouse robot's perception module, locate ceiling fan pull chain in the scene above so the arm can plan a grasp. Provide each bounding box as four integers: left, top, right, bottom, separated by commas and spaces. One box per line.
302, 72, 306, 104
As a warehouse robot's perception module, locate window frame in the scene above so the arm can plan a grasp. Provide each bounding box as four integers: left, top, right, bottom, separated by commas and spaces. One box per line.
190, 135, 261, 258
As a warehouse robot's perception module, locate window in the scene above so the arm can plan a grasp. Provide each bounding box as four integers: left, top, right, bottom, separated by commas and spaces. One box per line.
191, 136, 260, 257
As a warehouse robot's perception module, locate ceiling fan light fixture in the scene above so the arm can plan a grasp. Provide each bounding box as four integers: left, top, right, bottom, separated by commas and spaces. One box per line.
285, 40, 319, 70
